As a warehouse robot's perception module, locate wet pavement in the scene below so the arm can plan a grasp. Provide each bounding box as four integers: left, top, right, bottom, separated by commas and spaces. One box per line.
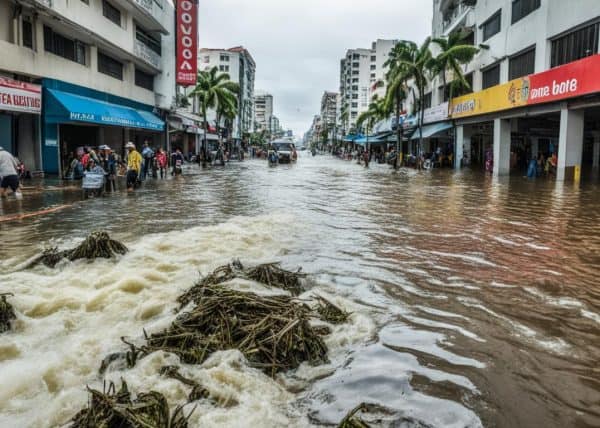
1, 154, 600, 427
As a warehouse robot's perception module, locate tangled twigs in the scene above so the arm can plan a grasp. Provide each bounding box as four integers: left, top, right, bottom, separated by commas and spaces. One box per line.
69, 380, 193, 428
160, 366, 210, 403
338, 403, 371, 428
27, 231, 128, 268
316, 296, 351, 325
0, 293, 16, 333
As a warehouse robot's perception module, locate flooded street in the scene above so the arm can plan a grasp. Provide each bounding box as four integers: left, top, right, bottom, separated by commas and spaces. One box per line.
1, 154, 600, 428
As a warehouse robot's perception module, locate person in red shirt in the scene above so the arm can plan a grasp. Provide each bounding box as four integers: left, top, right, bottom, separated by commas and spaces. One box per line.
156, 148, 168, 179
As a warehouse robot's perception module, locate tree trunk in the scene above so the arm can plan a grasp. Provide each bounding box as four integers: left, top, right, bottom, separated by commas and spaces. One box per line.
395, 90, 401, 170
202, 105, 208, 168
418, 82, 425, 159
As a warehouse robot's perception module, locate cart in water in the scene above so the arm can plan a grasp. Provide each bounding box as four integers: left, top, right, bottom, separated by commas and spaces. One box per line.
82, 172, 105, 198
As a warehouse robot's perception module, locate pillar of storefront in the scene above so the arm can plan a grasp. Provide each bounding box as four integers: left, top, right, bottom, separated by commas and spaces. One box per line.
592, 132, 600, 169
557, 107, 584, 182
493, 118, 511, 176
531, 137, 539, 158
455, 125, 471, 169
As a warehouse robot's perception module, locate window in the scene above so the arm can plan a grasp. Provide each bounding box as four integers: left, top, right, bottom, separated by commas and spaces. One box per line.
512, 0, 540, 24
482, 10, 501, 41
22, 19, 33, 48
136, 25, 161, 55
370, 73, 376, 78
352, 62, 359, 68
220, 54, 229, 61
98, 51, 123, 80
351, 102, 358, 108
135, 68, 154, 90
103, 0, 121, 26
219, 65, 229, 72
370, 65, 376, 70
352, 78, 358, 83
551, 21, 600, 68
482, 63, 500, 89
423, 92, 432, 109
80, 0, 89, 4
351, 112, 357, 118
509, 47, 535, 79
44, 26, 86, 65
370, 55, 376, 61
352, 54, 359, 60
352, 70, 359, 75
352, 94, 358, 99
352, 85, 358, 90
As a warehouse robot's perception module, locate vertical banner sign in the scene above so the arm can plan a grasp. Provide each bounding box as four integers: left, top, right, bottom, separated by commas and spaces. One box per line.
176, 0, 197, 86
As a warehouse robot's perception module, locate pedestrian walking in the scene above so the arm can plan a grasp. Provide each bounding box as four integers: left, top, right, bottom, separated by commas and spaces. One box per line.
171, 148, 184, 176
141, 141, 154, 181
99, 145, 117, 192
125, 142, 142, 191
0, 146, 23, 199
156, 148, 167, 179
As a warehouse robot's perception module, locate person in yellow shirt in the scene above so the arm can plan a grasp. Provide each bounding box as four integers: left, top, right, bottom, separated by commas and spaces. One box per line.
125, 142, 142, 191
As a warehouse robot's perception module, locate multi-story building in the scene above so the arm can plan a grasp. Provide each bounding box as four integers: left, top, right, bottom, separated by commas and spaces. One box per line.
428, 0, 600, 181
0, 0, 176, 174
338, 39, 397, 132
268, 115, 281, 137
320, 91, 338, 130
254, 91, 273, 131
199, 46, 256, 141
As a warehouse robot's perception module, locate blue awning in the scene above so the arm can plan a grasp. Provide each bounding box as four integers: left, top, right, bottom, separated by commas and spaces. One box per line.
45, 89, 164, 131
410, 122, 453, 140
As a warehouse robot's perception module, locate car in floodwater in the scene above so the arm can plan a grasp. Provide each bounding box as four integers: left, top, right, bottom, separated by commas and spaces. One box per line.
270, 140, 297, 164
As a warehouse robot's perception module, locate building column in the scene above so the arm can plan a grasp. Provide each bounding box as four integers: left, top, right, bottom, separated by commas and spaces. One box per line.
557, 107, 584, 182
493, 118, 511, 176
455, 125, 472, 169
592, 132, 600, 169
531, 137, 539, 158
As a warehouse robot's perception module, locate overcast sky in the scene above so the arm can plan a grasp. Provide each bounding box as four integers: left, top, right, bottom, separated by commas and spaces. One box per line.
198, 1, 432, 137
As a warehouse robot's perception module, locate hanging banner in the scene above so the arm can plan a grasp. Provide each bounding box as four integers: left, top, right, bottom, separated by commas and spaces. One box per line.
176, 0, 197, 86
450, 54, 600, 119
0, 77, 41, 114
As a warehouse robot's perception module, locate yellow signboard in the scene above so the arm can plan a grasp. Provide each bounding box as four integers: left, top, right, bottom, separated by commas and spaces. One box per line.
449, 77, 530, 119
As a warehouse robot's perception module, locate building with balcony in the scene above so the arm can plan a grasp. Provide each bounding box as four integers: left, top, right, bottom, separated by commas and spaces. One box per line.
0, 0, 176, 174
428, 0, 600, 181
254, 91, 273, 132
320, 91, 338, 131
199, 46, 256, 141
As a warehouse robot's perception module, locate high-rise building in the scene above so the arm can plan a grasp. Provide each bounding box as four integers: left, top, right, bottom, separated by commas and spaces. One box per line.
199, 46, 256, 140
320, 91, 338, 130
254, 92, 273, 131
0, 0, 176, 174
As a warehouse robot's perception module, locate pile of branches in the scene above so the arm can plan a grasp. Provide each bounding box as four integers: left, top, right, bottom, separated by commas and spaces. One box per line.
178, 261, 306, 308
338, 404, 372, 428
28, 231, 128, 268
0, 293, 16, 333
142, 284, 328, 378
70, 381, 192, 428
316, 296, 351, 325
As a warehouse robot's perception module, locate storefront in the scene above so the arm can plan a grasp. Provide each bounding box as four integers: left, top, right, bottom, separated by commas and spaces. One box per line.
42, 79, 164, 175
0, 77, 42, 172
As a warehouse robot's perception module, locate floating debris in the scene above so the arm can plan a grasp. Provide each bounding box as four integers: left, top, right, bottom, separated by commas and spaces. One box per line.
160, 366, 210, 403
69, 381, 192, 428
316, 296, 351, 325
143, 284, 328, 378
338, 403, 371, 428
0, 293, 16, 333
27, 231, 128, 268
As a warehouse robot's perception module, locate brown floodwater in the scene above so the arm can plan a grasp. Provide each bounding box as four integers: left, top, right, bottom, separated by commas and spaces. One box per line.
0, 154, 599, 427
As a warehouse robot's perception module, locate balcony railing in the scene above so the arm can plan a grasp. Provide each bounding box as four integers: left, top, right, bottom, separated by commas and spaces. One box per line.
36, 0, 52, 7
134, 39, 161, 69
442, 2, 474, 31
133, 0, 153, 14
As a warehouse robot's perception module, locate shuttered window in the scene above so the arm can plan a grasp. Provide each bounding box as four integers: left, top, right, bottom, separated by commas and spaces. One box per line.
482, 63, 500, 89
551, 21, 600, 68
482, 10, 501, 41
512, 0, 541, 24
98, 51, 123, 80
509, 48, 535, 79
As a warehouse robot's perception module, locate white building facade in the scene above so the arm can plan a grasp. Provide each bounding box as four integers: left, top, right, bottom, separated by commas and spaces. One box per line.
429, 0, 600, 181
199, 46, 256, 141
254, 91, 273, 132
0, 0, 176, 174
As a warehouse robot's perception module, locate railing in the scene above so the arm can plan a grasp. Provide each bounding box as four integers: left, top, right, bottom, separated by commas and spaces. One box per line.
36, 0, 52, 7
132, 0, 153, 14
442, 2, 473, 30
134, 39, 161, 69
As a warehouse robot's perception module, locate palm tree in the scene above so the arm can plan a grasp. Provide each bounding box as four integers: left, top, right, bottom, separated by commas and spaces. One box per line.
189, 67, 239, 166
357, 95, 389, 152
216, 97, 238, 144
384, 39, 432, 157
431, 30, 480, 103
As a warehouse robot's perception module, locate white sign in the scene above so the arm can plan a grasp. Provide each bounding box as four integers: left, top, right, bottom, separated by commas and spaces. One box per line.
423, 102, 449, 124
0, 77, 42, 114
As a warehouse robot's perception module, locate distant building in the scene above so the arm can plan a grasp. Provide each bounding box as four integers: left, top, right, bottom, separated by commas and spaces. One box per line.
254, 92, 273, 131
320, 91, 338, 130
199, 46, 256, 140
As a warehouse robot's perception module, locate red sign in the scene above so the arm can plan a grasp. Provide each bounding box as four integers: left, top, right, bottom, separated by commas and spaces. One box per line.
0, 77, 41, 114
176, 0, 197, 86
526, 54, 600, 105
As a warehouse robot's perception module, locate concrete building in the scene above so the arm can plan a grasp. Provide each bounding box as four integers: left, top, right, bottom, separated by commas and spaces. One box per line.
199, 46, 256, 141
320, 91, 338, 131
338, 39, 397, 132
254, 91, 273, 131
0, 0, 176, 174
429, 0, 600, 181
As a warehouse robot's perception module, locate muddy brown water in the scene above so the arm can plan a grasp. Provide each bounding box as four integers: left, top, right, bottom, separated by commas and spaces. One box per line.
1, 154, 599, 427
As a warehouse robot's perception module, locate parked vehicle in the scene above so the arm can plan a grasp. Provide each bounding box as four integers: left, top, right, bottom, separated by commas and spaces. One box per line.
270, 140, 296, 164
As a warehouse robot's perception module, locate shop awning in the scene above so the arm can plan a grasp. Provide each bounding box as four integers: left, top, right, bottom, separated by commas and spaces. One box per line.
45, 89, 164, 131
410, 122, 453, 140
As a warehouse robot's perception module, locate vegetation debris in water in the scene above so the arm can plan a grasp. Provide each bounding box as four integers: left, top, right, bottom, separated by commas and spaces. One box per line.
28, 231, 128, 268
337, 403, 372, 428
139, 283, 328, 378
69, 380, 192, 428
160, 365, 210, 403
0, 293, 16, 333
316, 296, 351, 324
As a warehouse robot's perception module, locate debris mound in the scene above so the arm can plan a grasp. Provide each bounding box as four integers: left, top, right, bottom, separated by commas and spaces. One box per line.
160, 366, 210, 403
316, 296, 351, 325
27, 231, 128, 268
338, 403, 371, 428
146, 284, 328, 377
0, 293, 16, 333
69, 380, 192, 428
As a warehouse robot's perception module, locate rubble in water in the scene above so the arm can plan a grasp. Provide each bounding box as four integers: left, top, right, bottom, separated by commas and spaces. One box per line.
0, 293, 16, 333
27, 231, 128, 268
316, 296, 351, 325
69, 381, 192, 428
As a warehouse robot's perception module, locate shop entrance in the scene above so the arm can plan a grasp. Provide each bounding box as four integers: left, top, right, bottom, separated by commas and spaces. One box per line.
469, 122, 493, 168
59, 124, 99, 174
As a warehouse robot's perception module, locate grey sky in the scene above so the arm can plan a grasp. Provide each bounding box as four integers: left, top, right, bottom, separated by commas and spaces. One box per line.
198, 1, 432, 137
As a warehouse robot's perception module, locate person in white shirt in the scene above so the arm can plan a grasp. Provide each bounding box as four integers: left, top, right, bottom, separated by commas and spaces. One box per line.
0, 146, 22, 199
